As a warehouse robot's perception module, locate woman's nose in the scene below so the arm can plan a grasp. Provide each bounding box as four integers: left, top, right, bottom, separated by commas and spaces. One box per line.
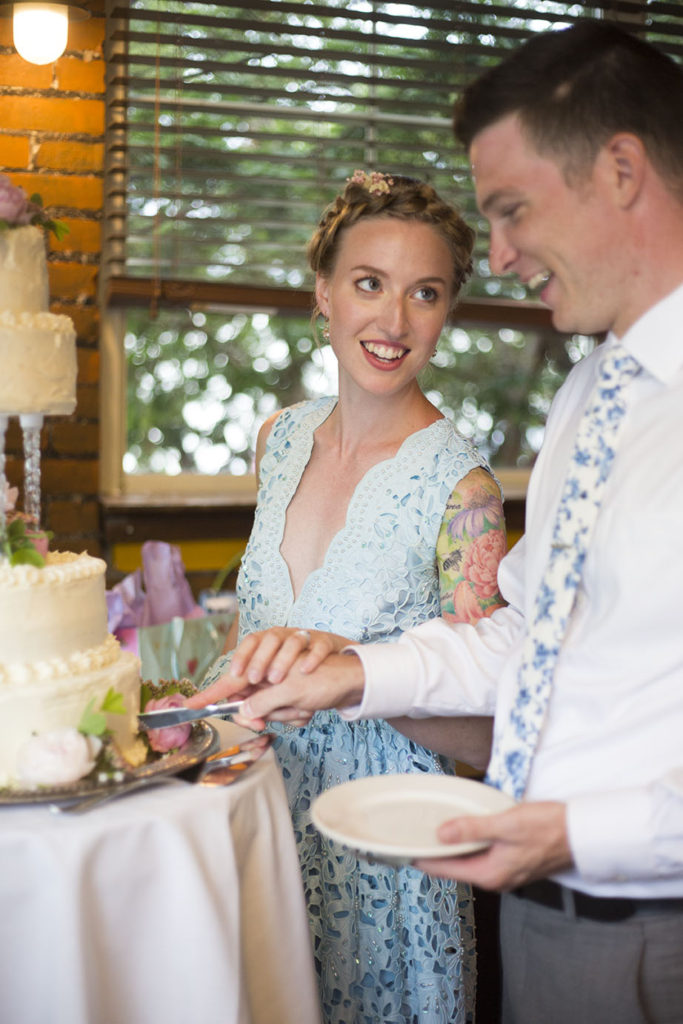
376, 296, 408, 338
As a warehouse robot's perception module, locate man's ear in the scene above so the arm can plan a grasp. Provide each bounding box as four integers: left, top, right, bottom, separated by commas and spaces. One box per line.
600, 132, 647, 209
315, 273, 330, 317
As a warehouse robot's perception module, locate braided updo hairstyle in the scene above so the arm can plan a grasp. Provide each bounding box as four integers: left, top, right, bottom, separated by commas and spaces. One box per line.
307, 174, 475, 325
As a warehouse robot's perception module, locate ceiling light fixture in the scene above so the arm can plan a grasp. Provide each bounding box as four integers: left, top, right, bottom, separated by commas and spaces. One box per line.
0, 2, 89, 65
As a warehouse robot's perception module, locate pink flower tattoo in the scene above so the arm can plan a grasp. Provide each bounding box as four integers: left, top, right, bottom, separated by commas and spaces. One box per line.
463, 530, 507, 599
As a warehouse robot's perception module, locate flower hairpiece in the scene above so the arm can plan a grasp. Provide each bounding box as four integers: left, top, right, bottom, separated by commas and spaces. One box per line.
347, 169, 394, 196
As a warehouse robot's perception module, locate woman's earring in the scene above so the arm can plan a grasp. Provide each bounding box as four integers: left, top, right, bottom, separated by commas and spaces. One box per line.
322, 317, 330, 341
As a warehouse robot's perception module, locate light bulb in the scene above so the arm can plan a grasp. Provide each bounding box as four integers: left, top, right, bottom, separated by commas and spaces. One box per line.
13, 3, 69, 65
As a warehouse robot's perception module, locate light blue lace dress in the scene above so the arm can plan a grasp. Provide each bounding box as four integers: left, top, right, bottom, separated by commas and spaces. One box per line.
205, 397, 492, 1024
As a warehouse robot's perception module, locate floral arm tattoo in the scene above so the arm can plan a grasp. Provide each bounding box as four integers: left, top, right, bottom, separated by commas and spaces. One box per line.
437, 466, 507, 624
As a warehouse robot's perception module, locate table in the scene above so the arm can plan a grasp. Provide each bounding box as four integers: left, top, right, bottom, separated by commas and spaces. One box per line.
0, 721, 321, 1024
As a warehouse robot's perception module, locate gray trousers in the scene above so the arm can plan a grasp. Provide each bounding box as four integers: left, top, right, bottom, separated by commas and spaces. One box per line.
500, 891, 683, 1024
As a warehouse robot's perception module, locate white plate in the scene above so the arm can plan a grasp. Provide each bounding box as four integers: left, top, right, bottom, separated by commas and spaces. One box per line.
311, 773, 516, 865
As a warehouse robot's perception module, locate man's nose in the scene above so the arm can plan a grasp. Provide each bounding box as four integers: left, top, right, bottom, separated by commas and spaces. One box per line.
488, 226, 518, 276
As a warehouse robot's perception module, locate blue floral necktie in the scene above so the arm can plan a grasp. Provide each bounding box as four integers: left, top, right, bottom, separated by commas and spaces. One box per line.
486, 343, 641, 799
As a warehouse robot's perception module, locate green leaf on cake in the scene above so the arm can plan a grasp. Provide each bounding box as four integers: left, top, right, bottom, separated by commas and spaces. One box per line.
78, 689, 126, 736
1, 518, 46, 567
10, 546, 46, 567
101, 688, 126, 716
46, 218, 69, 241
78, 698, 108, 737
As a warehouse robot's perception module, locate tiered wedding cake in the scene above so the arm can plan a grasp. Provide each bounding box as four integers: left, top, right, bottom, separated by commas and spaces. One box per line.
0, 225, 77, 416
0, 553, 143, 787
0, 191, 143, 789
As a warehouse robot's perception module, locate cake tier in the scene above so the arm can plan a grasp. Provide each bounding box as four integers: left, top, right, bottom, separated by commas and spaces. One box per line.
0, 552, 109, 670
0, 649, 142, 788
0, 225, 50, 313
0, 313, 76, 415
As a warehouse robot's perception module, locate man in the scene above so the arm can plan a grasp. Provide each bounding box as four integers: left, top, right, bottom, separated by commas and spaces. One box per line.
200, 22, 683, 1022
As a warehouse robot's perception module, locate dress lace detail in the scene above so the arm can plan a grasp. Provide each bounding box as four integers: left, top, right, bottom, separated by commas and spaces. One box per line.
206, 397, 491, 1023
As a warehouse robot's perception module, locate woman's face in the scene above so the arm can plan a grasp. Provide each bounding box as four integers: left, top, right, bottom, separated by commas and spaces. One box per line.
316, 216, 454, 398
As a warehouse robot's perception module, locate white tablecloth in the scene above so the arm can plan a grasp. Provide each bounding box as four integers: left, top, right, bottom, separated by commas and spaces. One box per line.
0, 722, 321, 1024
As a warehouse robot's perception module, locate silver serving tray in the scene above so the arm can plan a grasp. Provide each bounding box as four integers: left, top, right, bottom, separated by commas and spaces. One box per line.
0, 721, 218, 806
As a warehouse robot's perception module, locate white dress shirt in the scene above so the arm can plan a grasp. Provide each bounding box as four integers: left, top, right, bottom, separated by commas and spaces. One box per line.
347, 282, 683, 899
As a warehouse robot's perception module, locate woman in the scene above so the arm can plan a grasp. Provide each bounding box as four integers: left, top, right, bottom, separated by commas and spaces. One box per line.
195, 171, 506, 1023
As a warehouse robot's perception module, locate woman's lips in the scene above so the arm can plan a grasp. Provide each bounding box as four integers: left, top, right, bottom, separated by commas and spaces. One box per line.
361, 340, 409, 365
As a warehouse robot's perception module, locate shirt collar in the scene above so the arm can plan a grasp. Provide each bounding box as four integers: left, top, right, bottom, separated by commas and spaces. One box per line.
607, 282, 683, 384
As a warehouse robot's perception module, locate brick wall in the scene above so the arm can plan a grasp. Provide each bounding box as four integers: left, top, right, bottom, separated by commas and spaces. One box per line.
0, 4, 105, 556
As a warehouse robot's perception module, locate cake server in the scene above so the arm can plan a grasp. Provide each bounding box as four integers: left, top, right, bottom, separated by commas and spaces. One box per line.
138, 699, 245, 729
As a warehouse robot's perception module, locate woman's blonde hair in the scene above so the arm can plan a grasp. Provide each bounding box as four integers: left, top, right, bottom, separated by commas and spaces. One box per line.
307, 174, 475, 326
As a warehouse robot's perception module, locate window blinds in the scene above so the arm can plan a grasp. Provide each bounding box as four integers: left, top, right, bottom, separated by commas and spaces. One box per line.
102, 0, 683, 323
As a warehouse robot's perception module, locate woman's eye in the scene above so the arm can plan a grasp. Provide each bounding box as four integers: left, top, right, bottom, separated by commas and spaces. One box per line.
357, 276, 381, 292
415, 285, 438, 302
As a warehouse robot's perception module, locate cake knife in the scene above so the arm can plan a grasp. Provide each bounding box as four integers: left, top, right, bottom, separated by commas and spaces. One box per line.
138, 699, 245, 729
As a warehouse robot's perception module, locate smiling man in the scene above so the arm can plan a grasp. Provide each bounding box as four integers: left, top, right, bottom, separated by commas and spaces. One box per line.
197, 21, 683, 1023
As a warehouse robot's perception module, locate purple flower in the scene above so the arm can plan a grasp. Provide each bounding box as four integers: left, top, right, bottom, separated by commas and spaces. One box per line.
447, 486, 502, 540
0, 174, 31, 225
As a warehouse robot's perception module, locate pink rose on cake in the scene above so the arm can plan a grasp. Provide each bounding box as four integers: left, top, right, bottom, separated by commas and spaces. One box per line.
17, 729, 103, 787
144, 693, 192, 753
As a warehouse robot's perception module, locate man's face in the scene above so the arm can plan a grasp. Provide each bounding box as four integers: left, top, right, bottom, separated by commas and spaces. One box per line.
470, 114, 628, 337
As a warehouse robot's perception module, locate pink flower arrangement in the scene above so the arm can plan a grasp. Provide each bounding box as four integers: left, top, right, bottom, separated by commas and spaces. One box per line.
462, 530, 507, 599
0, 174, 35, 225
144, 692, 192, 754
1, 478, 51, 566
2, 480, 19, 513
0, 172, 68, 239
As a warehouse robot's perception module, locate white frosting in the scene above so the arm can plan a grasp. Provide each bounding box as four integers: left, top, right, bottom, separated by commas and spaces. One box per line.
0, 552, 143, 788
0, 225, 49, 312
0, 552, 108, 666
0, 225, 76, 415
0, 651, 142, 788
0, 316, 76, 415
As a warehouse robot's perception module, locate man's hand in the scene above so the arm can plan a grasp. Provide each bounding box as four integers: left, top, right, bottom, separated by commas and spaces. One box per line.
188, 651, 367, 731
237, 651, 367, 730
415, 801, 572, 891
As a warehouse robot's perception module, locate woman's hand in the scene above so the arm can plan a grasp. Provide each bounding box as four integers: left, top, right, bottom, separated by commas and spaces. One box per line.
229, 627, 352, 685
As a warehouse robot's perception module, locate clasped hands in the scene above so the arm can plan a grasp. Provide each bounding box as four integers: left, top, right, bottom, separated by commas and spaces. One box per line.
186, 625, 573, 889
186, 625, 363, 729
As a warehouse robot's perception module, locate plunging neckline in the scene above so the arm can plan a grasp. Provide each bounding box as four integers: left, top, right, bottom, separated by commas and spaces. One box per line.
274, 398, 445, 611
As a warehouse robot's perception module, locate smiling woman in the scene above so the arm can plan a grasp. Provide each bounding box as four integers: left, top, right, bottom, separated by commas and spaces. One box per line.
192, 173, 507, 1024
